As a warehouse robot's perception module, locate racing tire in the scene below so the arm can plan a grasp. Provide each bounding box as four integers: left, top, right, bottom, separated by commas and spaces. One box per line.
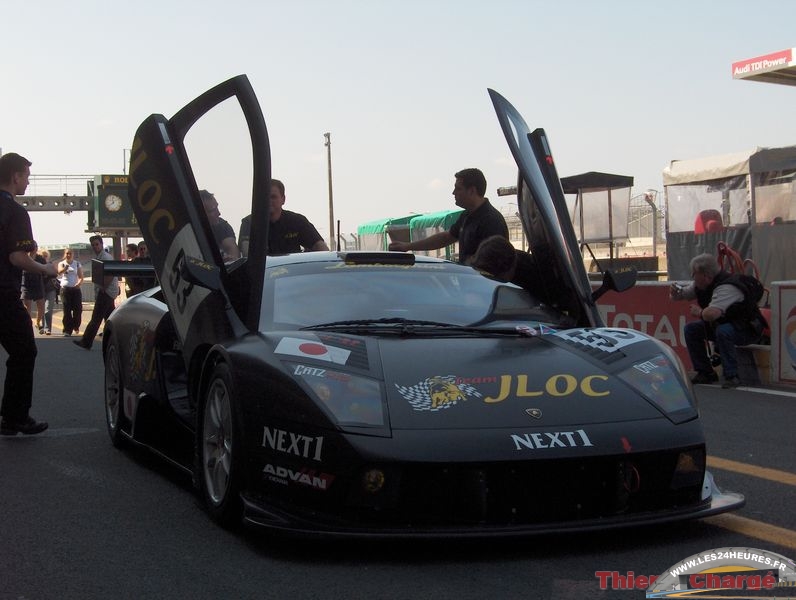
104, 336, 129, 448
198, 362, 244, 527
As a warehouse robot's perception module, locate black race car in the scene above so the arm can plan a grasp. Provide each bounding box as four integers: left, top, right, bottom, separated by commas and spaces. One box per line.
100, 76, 743, 536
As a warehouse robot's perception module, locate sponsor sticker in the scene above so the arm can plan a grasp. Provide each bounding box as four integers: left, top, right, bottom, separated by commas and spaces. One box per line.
275, 337, 351, 365
510, 429, 594, 450
263, 464, 335, 491
394, 375, 484, 411
262, 426, 324, 461
555, 328, 647, 353
396, 373, 609, 410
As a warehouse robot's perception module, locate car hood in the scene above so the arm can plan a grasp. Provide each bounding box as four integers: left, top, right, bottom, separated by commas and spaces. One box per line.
381, 328, 692, 430
268, 327, 690, 431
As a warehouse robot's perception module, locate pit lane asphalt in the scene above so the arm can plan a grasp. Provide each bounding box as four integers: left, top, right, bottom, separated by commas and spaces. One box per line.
1, 334, 794, 600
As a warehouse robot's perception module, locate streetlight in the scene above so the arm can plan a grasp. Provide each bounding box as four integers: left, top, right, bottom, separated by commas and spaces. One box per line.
324, 133, 334, 250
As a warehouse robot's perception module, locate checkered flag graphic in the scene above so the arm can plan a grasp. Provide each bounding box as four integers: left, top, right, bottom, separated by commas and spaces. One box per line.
394, 375, 482, 411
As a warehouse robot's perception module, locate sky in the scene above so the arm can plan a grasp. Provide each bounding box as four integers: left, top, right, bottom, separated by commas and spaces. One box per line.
5, 0, 795, 251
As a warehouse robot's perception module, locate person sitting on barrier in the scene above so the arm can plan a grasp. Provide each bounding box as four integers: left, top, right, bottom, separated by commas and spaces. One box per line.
669, 253, 766, 389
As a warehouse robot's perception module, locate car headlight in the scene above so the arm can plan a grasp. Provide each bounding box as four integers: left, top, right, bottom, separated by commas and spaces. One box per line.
617, 353, 697, 424
286, 363, 386, 429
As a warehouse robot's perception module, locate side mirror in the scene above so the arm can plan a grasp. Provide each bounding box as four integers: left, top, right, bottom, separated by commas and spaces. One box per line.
591, 266, 637, 302
180, 254, 222, 292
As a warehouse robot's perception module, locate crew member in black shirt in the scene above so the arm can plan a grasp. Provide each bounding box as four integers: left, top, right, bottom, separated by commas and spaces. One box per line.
0, 153, 57, 435
238, 178, 329, 256
389, 168, 508, 264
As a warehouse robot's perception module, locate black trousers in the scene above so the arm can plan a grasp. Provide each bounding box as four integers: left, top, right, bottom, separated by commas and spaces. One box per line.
0, 291, 38, 421
62, 285, 83, 334
79, 290, 116, 347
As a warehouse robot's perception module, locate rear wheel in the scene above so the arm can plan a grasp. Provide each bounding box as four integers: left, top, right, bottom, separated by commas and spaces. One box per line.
199, 363, 243, 526
104, 336, 128, 448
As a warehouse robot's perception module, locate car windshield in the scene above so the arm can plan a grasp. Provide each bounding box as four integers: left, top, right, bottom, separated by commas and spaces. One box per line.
260, 260, 565, 330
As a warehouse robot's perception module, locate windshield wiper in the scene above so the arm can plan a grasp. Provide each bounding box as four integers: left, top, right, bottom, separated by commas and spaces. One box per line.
301, 318, 543, 336
302, 317, 457, 331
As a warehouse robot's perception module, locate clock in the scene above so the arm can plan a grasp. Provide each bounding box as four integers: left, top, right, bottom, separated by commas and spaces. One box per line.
105, 194, 123, 212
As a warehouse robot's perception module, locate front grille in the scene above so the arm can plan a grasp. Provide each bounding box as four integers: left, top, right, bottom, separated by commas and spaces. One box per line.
348, 450, 703, 527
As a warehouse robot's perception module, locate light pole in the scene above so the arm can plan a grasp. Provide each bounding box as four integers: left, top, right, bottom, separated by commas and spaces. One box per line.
643, 189, 661, 258
122, 148, 132, 175
324, 132, 335, 250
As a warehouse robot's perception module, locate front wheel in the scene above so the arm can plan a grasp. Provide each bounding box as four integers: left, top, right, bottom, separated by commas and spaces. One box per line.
198, 362, 243, 526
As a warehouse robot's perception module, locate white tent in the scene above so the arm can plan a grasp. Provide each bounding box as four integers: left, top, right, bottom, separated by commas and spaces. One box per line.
662, 145, 796, 284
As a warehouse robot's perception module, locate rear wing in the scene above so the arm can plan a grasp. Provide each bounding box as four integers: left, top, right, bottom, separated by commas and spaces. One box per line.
91, 259, 156, 281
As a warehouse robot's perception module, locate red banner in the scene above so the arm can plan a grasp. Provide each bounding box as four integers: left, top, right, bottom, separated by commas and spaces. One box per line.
596, 283, 693, 366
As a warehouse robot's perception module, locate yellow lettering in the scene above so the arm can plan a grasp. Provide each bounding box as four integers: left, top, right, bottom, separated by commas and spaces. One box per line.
546, 374, 577, 396
137, 179, 161, 212
581, 375, 609, 396
483, 373, 611, 403
484, 375, 512, 403
515, 374, 543, 397
128, 137, 145, 186
149, 208, 175, 244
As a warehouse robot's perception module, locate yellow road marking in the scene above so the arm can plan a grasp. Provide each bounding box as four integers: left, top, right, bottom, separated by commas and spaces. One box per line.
705, 457, 796, 550
704, 513, 796, 551
708, 456, 796, 487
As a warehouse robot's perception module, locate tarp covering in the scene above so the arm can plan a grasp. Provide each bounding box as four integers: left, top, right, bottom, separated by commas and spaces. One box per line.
663, 145, 796, 286
666, 227, 753, 281
560, 172, 634, 193
357, 215, 414, 235
663, 146, 796, 185
357, 215, 414, 250
409, 209, 464, 260
561, 172, 634, 246
408, 208, 464, 233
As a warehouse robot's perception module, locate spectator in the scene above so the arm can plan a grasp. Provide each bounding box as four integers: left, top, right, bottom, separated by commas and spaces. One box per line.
670, 253, 766, 388
128, 240, 156, 296
57, 248, 83, 336
40, 249, 57, 335
124, 242, 139, 297
72, 235, 118, 350
21, 241, 45, 331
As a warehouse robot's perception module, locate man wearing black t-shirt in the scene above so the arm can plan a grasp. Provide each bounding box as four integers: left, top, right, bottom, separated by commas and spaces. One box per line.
238, 179, 329, 256
0, 153, 57, 435
389, 168, 508, 264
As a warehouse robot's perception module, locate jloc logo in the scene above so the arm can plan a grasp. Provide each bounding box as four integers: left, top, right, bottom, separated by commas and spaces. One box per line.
262, 426, 324, 461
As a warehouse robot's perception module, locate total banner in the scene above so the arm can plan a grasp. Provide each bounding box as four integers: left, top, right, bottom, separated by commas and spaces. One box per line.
595, 282, 692, 367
